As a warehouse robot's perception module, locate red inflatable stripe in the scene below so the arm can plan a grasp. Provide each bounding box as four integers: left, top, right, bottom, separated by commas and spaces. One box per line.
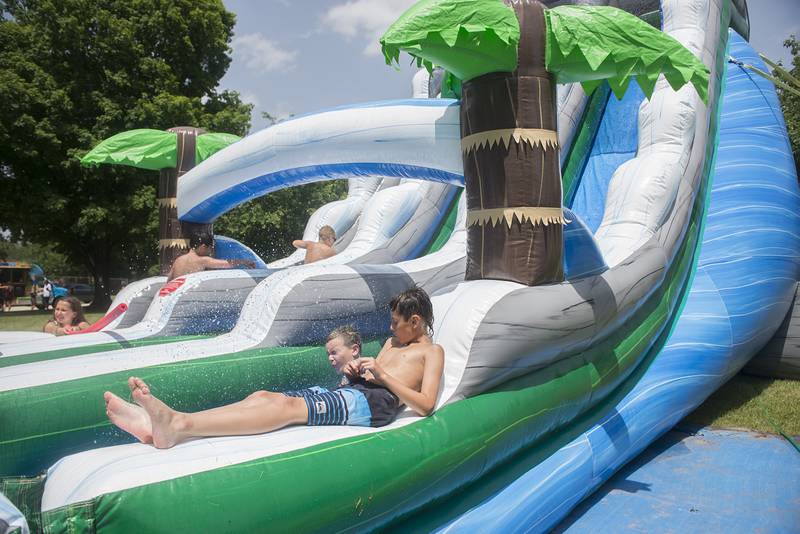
159, 278, 185, 296
66, 303, 129, 335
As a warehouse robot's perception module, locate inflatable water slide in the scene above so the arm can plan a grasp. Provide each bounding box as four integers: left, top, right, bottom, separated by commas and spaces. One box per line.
3, 0, 797, 532
0, 68, 482, 357
408, 28, 800, 533
0, 72, 588, 483
0, 175, 377, 350
0, 169, 449, 357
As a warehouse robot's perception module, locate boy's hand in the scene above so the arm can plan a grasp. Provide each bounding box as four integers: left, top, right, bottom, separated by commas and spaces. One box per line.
342, 359, 362, 378
358, 357, 385, 384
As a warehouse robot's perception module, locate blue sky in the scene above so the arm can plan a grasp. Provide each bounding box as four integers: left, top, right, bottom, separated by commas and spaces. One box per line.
218, 0, 800, 133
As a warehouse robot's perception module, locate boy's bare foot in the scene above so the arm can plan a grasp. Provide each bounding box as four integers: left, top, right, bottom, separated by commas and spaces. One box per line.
129, 376, 185, 449
104, 391, 153, 444
128, 376, 150, 396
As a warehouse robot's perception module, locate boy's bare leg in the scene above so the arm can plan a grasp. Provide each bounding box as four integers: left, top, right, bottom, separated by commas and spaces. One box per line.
127, 377, 309, 449
104, 391, 153, 444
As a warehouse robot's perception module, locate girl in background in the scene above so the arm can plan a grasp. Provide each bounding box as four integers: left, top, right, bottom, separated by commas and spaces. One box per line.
43, 296, 90, 336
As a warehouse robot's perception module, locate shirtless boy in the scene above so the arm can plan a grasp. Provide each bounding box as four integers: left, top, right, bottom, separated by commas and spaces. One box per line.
168, 234, 256, 281
292, 225, 337, 264
104, 288, 444, 449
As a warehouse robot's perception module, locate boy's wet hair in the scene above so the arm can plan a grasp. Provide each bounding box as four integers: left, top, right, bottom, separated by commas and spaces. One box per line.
318, 225, 336, 242
390, 287, 434, 336
190, 233, 214, 249
328, 325, 361, 355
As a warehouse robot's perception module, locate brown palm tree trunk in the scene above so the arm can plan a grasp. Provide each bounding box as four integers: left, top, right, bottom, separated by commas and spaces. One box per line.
157, 126, 209, 275
461, 0, 564, 286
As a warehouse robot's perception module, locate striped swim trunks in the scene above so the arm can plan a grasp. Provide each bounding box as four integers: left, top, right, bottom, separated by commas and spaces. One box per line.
283, 386, 372, 426
283, 381, 400, 427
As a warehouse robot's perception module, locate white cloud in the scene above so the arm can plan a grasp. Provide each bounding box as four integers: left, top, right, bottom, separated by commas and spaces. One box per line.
322, 0, 416, 56
238, 90, 262, 109
232, 33, 298, 72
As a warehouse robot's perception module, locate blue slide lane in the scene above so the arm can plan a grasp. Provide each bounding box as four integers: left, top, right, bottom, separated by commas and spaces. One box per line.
436, 32, 800, 533
570, 84, 644, 232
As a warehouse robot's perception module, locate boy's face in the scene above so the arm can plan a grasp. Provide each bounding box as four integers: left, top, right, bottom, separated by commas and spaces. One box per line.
326, 336, 358, 373
390, 310, 421, 344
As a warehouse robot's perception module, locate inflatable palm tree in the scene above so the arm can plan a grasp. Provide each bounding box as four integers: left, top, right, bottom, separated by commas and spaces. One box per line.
382, 0, 709, 286
81, 128, 240, 274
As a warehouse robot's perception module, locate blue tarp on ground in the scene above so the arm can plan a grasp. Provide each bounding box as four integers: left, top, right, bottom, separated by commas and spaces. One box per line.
556, 427, 800, 533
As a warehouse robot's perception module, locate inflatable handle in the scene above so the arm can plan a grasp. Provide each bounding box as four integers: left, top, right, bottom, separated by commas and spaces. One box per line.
66, 303, 128, 335
158, 278, 185, 296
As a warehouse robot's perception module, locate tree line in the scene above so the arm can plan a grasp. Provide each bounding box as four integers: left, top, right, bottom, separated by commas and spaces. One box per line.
0, 0, 345, 306
778, 37, 800, 171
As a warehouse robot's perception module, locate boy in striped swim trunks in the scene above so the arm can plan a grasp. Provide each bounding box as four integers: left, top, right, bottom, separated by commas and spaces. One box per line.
105, 287, 445, 449
281, 324, 402, 427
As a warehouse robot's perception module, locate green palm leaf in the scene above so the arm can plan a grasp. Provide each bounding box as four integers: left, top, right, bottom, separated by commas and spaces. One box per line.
81, 129, 241, 170
196, 133, 241, 163
381, 1, 709, 103
380, 0, 519, 81
80, 129, 178, 171
545, 5, 709, 102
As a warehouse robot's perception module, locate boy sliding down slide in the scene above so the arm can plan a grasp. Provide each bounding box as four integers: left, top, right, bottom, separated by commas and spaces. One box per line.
292, 225, 337, 264
104, 288, 444, 449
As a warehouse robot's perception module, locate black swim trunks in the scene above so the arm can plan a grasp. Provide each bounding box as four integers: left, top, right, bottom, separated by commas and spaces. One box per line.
283, 377, 401, 427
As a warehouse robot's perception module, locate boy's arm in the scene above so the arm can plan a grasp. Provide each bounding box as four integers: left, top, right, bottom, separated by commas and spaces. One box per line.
361, 344, 445, 417
199, 257, 254, 270
200, 257, 236, 270
228, 259, 256, 268
292, 240, 308, 249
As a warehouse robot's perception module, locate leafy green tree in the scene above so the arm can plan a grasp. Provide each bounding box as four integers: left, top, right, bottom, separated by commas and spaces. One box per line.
0, 239, 80, 276
776, 37, 800, 170
0, 0, 251, 306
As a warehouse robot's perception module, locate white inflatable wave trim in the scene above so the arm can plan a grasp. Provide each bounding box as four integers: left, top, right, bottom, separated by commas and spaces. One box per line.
177, 99, 465, 223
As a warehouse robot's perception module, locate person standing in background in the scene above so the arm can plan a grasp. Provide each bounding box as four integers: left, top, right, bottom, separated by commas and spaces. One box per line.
41, 278, 53, 310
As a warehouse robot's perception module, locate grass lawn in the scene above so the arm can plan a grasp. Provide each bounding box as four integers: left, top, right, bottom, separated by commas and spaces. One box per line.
683, 373, 800, 437
2, 308, 798, 439
0, 309, 105, 331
